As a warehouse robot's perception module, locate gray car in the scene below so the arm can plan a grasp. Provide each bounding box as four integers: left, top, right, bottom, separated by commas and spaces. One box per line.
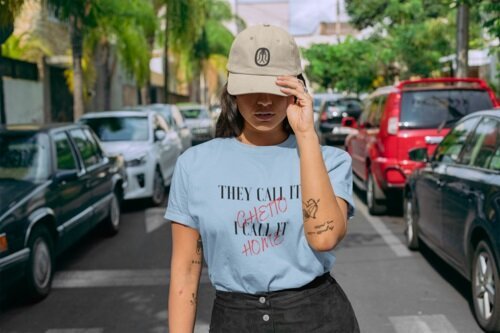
178, 104, 215, 144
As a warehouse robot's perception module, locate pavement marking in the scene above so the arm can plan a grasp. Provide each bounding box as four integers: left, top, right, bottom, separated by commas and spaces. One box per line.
145, 208, 169, 233
45, 329, 103, 333
354, 196, 412, 257
53, 269, 211, 288
389, 314, 458, 333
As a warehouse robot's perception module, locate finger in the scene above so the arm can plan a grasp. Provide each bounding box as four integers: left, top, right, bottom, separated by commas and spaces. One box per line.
276, 77, 304, 91
279, 87, 311, 103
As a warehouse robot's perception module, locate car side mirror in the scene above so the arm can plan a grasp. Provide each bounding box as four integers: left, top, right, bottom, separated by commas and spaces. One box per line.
154, 129, 166, 142
54, 170, 78, 183
342, 117, 358, 129
408, 147, 429, 163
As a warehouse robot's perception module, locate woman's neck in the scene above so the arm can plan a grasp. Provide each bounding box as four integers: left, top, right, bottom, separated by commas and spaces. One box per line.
237, 129, 289, 146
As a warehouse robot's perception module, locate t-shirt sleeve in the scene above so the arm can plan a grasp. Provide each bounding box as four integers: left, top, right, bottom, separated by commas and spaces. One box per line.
324, 148, 355, 219
164, 156, 198, 229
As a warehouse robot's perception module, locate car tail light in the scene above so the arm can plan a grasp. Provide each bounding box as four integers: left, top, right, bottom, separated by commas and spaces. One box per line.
320, 111, 328, 122
385, 169, 406, 184
0, 233, 8, 253
387, 117, 399, 135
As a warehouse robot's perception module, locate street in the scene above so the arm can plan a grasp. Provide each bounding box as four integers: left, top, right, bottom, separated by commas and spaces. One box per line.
0, 189, 484, 333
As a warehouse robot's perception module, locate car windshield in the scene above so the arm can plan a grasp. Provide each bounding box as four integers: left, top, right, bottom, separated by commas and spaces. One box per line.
0, 132, 50, 181
180, 108, 209, 119
81, 117, 149, 142
400, 89, 493, 129
326, 99, 363, 112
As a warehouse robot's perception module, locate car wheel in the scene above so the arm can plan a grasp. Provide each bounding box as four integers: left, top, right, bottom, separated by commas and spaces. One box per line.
367, 173, 386, 215
103, 191, 121, 236
25, 226, 54, 301
472, 240, 500, 332
404, 195, 419, 250
151, 168, 166, 206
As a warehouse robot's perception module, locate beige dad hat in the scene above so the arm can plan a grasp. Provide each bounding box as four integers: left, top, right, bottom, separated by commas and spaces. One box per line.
227, 24, 302, 96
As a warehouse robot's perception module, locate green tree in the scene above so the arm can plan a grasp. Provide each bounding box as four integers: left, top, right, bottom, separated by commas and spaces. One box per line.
303, 38, 379, 94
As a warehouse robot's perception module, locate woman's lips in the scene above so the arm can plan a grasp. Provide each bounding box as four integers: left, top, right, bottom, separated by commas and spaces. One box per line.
254, 112, 275, 121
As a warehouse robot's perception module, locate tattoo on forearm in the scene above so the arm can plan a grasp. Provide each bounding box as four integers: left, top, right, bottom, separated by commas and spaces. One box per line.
196, 236, 202, 255
307, 220, 335, 236
192, 260, 202, 265
303, 198, 320, 222
190, 293, 197, 306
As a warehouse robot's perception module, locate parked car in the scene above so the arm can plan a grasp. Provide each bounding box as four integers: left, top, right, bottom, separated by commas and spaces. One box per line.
80, 110, 182, 205
137, 104, 192, 152
344, 78, 498, 215
405, 110, 500, 332
313, 93, 342, 134
178, 103, 215, 144
0, 124, 125, 300
318, 96, 363, 145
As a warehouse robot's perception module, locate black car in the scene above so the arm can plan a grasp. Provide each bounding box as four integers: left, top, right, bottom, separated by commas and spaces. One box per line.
318, 97, 363, 145
404, 110, 500, 332
0, 124, 125, 300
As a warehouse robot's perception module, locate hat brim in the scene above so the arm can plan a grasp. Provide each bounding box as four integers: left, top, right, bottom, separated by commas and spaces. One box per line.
227, 73, 286, 96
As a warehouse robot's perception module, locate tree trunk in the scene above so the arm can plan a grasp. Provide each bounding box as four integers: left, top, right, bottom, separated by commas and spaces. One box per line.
456, 3, 469, 78
163, 9, 170, 103
104, 51, 117, 110
70, 15, 85, 120
0, 47, 5, 125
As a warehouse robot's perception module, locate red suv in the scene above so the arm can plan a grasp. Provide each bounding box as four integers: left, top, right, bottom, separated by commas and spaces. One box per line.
344, 78, 499, 215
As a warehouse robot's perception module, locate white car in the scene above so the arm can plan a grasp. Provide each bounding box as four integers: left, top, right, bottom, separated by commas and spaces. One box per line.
138, 104, 192, 152
80, 110, 182, 205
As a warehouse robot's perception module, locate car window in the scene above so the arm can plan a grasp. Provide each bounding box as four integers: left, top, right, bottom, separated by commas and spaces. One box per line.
0, 132, 50, 181
81, 116, 149, 142
53, 132, 79, 171
490, 146, 500, 171
180, 107, 209, 119
400, 89, 493, 129
358, 100, 371, 126
69, 129, 99, 169
367, 96, 384, 127
154, 114, 170, 132
82, 128, 105, 163
434, 117, 480, 164
460, 117, 500, 169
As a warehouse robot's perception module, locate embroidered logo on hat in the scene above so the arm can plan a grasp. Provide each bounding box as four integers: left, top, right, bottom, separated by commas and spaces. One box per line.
255, 48, 270, 67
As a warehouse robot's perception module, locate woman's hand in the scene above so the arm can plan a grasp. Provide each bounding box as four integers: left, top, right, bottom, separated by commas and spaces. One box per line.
276, 76, 315, 134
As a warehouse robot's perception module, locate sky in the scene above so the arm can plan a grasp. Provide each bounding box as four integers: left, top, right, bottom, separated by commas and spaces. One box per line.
230, 0, 350, 35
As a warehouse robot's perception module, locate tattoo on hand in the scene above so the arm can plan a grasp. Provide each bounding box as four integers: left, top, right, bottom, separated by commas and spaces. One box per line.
196, 236, 202, 255
303, 198, 320, 222
190, 293, 197, 306
307, 220, 335, 236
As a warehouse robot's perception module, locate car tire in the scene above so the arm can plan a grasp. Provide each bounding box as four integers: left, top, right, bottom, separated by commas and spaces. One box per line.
151, 168, 166, 206
367, 172, 386, 215
103, 191, 121, 236
404, 194, 419, 250
472, 240, 500, 332
25, 225, 54, 301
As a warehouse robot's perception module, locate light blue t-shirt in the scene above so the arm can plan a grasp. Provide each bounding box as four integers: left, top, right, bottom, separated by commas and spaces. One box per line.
164, 135, 354, 294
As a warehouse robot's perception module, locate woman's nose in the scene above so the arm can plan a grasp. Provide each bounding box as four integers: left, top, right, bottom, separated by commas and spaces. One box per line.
256, 94, 273, 107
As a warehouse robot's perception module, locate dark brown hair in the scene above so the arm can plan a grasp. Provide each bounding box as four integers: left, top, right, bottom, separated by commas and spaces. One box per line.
215, 74, 307, 138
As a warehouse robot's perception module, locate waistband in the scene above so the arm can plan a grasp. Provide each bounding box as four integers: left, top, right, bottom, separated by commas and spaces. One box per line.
215, 272, 334, 302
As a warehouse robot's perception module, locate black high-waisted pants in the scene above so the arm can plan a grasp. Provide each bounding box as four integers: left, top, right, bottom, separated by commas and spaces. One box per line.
209, 273, 360, 333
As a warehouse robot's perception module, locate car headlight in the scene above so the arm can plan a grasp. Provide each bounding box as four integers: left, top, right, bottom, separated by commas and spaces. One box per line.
125, 155, 147, 167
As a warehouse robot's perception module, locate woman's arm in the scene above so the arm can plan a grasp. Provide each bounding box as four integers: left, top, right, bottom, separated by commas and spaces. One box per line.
169, 222, 203, 333
277, 76, 348, 252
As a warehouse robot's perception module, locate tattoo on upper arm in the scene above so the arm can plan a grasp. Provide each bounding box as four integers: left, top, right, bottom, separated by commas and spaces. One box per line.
196, 236, 202, 255
306, 220, 335, 236
190, 293, 197, 306
303, 198, 320, 222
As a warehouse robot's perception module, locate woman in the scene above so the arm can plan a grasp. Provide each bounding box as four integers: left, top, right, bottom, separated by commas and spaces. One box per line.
166, 24, 359, 333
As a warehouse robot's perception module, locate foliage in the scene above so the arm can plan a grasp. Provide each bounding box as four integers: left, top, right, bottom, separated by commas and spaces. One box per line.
303, 38, 379, 94
1, 33, 54, 61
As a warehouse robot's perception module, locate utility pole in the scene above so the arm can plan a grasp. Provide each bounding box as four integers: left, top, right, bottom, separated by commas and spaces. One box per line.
336, 0, 341, 42
456, 2, 469, 78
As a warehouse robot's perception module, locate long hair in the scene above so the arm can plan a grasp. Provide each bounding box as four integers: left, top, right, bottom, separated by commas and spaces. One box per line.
215, 74, 307, 138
